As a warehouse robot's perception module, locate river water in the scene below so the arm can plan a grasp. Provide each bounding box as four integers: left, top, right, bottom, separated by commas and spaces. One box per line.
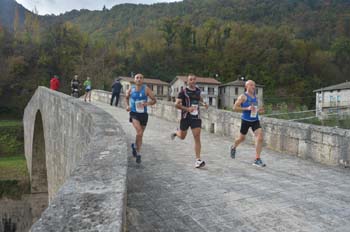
0, 193, 47, 232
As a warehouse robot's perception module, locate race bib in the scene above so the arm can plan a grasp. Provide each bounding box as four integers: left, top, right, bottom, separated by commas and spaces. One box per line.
135, 100, 145, 113
250, 104, 258, 118
190, 104, 198, 116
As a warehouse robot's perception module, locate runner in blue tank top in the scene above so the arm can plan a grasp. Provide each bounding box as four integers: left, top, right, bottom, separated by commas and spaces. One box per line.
125, 73, 157, 164
230, 80, 266, 167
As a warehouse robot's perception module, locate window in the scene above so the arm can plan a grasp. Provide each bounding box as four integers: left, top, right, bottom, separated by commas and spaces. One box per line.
235, 87, 238, 95
157, 85, 163, 95
126, 84, 130, 90
330, 95, 336, 106
256, 88, 259, 94
224, 87, 226, 94
199, 87, 204, 92
337, 95, 341, 102
148, 84, 154, 91
208, 87, 214, 95
209, 97, 213, 105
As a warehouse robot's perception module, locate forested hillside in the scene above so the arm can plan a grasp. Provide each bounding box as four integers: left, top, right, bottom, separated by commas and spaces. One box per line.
0, 0, 28, 30
0, 0, 349, 115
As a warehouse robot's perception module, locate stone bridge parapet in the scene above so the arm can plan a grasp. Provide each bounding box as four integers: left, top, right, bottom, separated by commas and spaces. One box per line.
24, 87, 127, 232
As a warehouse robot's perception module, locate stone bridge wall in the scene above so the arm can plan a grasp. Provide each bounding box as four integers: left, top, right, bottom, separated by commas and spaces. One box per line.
24, 87, 127, 232
93, 89, 350, 166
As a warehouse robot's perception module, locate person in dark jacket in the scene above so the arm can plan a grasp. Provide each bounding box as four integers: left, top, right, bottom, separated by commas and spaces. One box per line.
110, 78, 123, 106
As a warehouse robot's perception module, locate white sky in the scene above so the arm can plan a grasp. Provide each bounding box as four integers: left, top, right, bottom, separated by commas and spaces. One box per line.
16, 0, 182, 15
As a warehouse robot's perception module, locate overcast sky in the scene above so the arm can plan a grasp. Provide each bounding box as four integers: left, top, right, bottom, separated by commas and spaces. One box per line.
16, 0, 182, 15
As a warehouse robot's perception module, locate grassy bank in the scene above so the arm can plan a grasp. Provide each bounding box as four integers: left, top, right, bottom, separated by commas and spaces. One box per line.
0, 119, 29, 199
0, 156, 28, 180
0, 120, 22, 127
0, 155, 30, 199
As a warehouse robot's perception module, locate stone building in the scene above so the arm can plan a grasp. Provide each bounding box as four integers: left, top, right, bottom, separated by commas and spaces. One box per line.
219, 79, 264, 109
314, 81, 350, 119
118, 76, 170, 100
170, 76, 221, 107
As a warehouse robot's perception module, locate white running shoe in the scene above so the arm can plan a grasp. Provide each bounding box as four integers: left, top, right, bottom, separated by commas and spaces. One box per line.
195, 159, 206, 168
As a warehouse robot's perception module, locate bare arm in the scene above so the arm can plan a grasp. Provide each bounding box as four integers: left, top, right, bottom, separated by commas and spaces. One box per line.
233, 94, 249, 112
145, 87, 157, 106
199, 96, 209, 109
125, 88, 131, 111
175, 98, 195, 112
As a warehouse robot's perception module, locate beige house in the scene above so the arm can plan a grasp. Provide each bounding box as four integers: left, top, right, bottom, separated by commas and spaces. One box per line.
314, 81, 350, 119
170, 76, 221, 107
118, 76, 169, 100
219, 79, 264, 109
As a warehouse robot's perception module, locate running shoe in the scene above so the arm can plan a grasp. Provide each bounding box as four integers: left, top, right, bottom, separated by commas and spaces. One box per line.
230, 145, 236, 159
253, 158, 266, 167
195, 159, 206, 168
170, 128, 178, 140
131, 143, 137, 157
136, 154, 142, 164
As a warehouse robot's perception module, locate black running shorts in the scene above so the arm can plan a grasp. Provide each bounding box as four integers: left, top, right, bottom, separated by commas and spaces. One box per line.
240, 119, 261, 135
129, 112, 149, 126
180, 117, 202, 131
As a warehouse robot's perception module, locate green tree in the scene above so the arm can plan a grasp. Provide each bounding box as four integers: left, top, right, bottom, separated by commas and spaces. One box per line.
159, 18, 179, 49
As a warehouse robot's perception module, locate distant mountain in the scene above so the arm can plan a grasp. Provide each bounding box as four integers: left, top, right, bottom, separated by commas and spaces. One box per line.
0, 0, 30, 31
1, 0, 349, 44
55, 0, 350, 45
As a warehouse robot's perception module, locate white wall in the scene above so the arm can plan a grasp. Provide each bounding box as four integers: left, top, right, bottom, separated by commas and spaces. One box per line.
219, 86, 263, 109
316, 89, 350, 119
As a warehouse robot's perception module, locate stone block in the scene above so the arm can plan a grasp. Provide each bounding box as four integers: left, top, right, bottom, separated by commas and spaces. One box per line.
281, 136, 299, 155
298, 140, 310, 159
310, 130, 323, 143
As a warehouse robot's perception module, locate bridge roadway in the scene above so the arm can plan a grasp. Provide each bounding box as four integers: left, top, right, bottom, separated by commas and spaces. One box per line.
93, 101, 350, 232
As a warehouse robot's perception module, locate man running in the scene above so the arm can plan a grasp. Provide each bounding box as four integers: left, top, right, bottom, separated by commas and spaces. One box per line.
171, 74, 208, 168
125, 73, 157, 164
231, 80, 266, 167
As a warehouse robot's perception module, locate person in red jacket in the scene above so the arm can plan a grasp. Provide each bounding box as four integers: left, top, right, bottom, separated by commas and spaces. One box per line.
50, 75, 60, 91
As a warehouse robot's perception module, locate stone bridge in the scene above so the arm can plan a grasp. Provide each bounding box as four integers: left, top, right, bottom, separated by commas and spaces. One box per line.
23, 87, 350, 231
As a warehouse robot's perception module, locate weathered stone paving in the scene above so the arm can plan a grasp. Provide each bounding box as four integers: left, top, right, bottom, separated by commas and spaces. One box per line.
94, 101, 350, 232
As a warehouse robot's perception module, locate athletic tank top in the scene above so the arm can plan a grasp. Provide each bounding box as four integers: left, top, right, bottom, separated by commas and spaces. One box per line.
178, 87, 201, 119
241, 93, 259, 122
130, 85, 148, 113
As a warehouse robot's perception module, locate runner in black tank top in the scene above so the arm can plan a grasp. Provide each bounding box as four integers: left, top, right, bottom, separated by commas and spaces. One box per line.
170, 74, 208, 168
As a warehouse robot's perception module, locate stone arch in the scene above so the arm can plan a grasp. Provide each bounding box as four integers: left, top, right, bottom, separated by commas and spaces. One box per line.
30, 110, 48, 194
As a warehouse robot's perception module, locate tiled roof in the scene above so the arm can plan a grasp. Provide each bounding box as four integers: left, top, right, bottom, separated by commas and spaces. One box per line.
175, 76, 221, 85
313, 81, 350, 92
119, 76, 169, 85
220, 79, 264, 87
